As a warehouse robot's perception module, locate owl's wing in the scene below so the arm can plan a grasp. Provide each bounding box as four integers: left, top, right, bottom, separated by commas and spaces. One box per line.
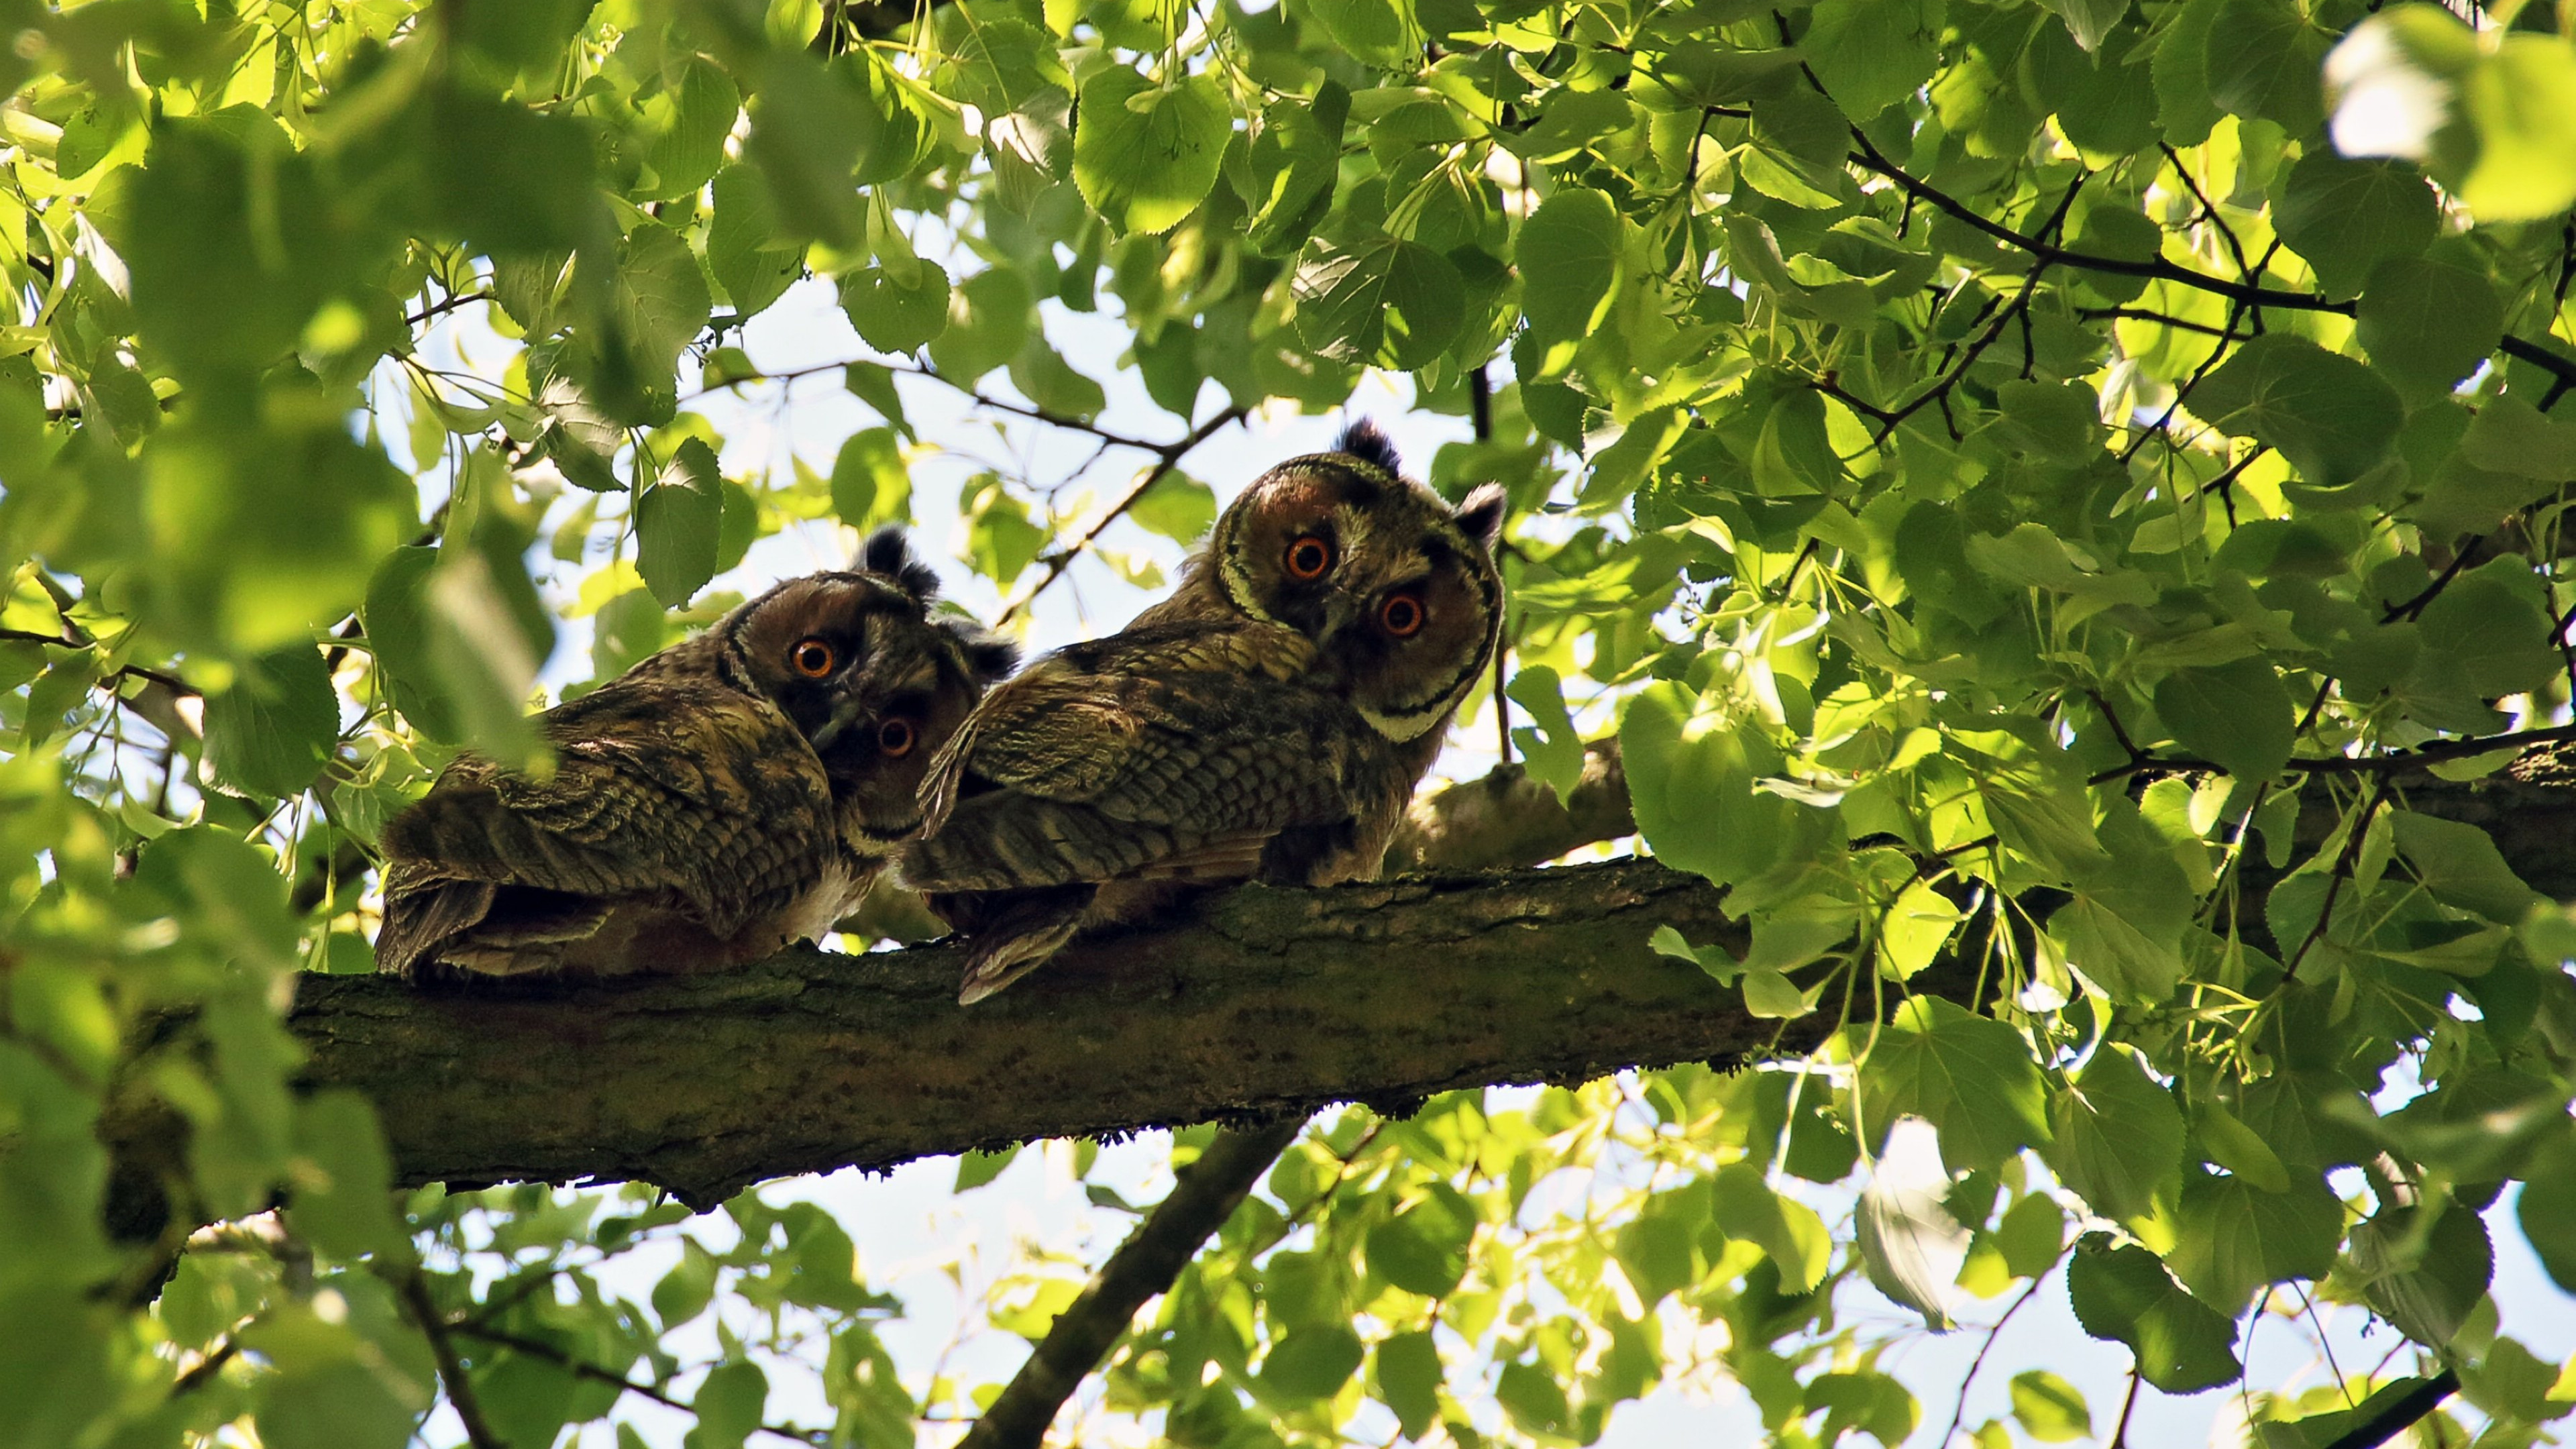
902, 666, 1408, 892
381, 678, 836, 946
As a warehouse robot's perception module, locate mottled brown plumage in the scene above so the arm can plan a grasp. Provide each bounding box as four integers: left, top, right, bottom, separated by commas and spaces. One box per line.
900, 421, 1507, 1002
376, 529, 1016, 978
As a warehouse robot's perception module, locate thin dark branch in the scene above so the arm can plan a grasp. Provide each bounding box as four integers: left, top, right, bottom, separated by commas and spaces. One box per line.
2090, 722, 2576, 785
2320, 1371, 2460, 1449
2159, 141, 2253, 280
2384, 538, 2485, 623
1837, 125, 2576, 391
396, 1273, 508, 1449
2075, 306, 2241, 340
406, 290, 492, 329
1941, 1277, 2047, 1449
996, 405, 1250, 624
2110, 1370, 2142, 1448
450, 1324, 828, 1446
1866, 174, 2088, 441
2284, 787, 2384, 983
0, 626, 202, 699
168, 1338, 240, 1397
959, 1119, 1307, 1449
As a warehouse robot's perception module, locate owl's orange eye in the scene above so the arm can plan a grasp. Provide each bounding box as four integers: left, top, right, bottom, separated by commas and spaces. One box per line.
1381, 594, 1426, 637
1284, 535, 1334, 580
790, 639, 836, 678
877, 718, 916, 757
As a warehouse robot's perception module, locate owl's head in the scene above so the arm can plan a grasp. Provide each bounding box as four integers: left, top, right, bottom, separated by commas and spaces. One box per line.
716, 529, 1018, 849
1212, 421, 1506, 741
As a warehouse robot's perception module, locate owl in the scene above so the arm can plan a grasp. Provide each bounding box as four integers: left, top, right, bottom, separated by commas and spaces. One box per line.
375, 529, 1018, 978
899, 421, 1507, 1002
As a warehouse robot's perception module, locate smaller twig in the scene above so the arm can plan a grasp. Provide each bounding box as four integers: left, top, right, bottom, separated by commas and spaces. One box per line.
996, 405, 1250, 624
406, 290, 493, 329
398, 1274, 507, 1449
450, 1324, 829, 1446
2110, 1370, 2142, 1448
1941, 1276, 2047, 1449
2283, 787, 2385, 984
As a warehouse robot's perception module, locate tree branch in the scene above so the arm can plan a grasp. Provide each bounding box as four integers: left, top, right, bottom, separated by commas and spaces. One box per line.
957, 1119, 1305, 1449
997, 404, 1250, 624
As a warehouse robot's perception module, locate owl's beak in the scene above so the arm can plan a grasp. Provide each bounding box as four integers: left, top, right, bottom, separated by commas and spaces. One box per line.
809, 690, 871, 751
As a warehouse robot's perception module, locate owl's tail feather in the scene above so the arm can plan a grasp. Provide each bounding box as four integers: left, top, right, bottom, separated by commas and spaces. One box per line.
949, 887, 1093, 1004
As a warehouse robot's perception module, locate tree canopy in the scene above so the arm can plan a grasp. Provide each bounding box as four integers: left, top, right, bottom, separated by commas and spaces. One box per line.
6, 0, 2576, 1446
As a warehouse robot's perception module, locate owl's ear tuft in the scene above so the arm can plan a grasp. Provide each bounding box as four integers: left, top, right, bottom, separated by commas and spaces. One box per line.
860, 525, 943, 601
1454, 483, 1507, 550
1334, 419, 1402, 476
945, 623, 1021, 684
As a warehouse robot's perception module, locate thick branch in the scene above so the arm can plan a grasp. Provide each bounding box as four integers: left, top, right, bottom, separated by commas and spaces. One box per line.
99, 749, 2576, 1229
243, 859, 1778, 1207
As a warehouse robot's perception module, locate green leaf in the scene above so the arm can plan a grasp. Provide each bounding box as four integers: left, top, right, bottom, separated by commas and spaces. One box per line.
1073, 68, 1229, 235
641, 57, 743, 202
2194, 334, 2404, 489
2412, 559, 2561, 699
1294, 0, 1419, 69
963, 475, 1046, 587
1856, 1165, 1969, 1330
1503, 666, 1586, 802
284, 1091, 404, 1260
1373, 1332, 1442, 1441
1292, 232, 1466, 371
1806, 0, 1946, 119
1244, 84, 1350, 257
2347, 1205, 2492, 1347
839, 261, 952, 354
927, 266, 1034, 384
653, 1239, 719, 1329
2009, 1370, 2091, 1442
2043, 1046, 2184, 1225
954, 1146, 1018, 1191
1617, 681, 1790, 890
708, 165, 806, 321
743, 52, 867, 246
2390, 810, 2544, 925
2274, 153, 2440, 301
2518, 1127, 2576, 1294
636, 438, 724, 607
2065, 1236, 2244, 1393
1008, 335, 1107, 423
2357, 257, 2502, 402
1127, 470, 1217, 543
201, 643, 335, 799
2203, 0, 2326, 135
1879, 879, 1962, 980
1260, 1324, 1365, 1400
1367, 1200, 1472, 1297
2167, 1169, 2341, 1315
688, 1360, 770, 1449
1515, 188, 1621, 345
830, 427, 912, 531
2153, 657, 2294, 782
254, 1360, 419, 1449
2457, 35, 2576, 223
1711, 1164, 1832, 1293
1860, 998, 2051, 1173
362, 547, 461, 743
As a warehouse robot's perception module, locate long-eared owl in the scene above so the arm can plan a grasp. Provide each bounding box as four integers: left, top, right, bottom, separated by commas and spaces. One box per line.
899, 422, 1507, 1002
377, 529, 1018, 977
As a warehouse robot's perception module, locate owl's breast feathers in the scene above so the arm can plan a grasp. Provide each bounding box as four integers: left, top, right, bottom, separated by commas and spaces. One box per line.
376, 676, 855, 977
899, 620, 1409, 894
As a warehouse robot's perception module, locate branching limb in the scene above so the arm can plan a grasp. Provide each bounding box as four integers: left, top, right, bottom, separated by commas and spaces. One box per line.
395, 1272, 507, 1449
998, 404, 1250, 623
957, 1119, 1307, 1449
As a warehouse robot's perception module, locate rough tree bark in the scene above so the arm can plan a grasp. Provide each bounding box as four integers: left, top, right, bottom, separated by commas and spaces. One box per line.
99, 747, 2576, 1222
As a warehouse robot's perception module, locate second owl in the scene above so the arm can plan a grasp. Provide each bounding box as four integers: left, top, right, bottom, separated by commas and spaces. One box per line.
900, 421, 1507, 1002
